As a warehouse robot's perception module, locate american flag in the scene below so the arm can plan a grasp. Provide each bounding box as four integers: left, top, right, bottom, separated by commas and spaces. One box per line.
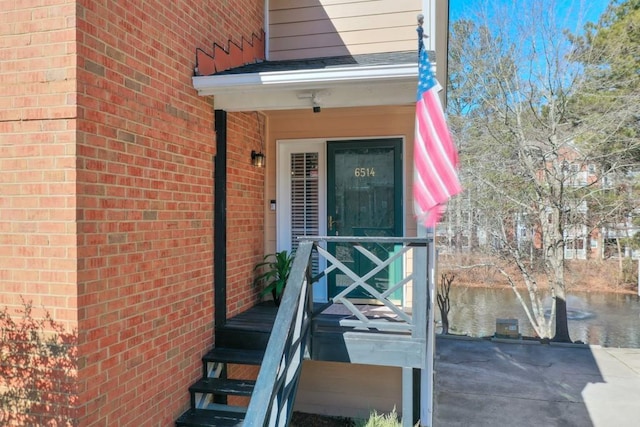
413, 48, 461, 227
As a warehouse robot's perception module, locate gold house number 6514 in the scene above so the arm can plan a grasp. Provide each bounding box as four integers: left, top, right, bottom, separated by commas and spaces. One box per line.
354, 167, 375, 177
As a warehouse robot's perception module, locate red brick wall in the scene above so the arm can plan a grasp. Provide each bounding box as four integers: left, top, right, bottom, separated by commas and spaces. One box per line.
226, 112, 266, 317
0, 0, 78, 325
74, 0, 264, 425
220, 112, 266, 408
0, 1, 79, 423
1, 0, 265, 423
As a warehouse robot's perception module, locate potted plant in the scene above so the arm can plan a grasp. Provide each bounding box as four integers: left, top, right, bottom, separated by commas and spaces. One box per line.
254, 250, 294, 306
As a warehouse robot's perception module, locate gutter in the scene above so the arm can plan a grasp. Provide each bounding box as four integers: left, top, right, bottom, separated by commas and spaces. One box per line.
192, 63, 418, 96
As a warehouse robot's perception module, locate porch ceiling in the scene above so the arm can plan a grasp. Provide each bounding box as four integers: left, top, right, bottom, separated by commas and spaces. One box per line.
191, 51, 422, 112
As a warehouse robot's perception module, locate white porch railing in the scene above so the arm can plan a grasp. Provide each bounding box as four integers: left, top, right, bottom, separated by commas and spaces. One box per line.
245, 236, 435, 427
304, 236, 434, 427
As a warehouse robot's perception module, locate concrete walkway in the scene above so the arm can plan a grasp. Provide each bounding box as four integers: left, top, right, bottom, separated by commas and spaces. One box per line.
434, 336, 640, 427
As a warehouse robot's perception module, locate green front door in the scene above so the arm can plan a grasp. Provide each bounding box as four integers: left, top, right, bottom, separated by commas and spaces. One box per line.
327, 139, 403, 301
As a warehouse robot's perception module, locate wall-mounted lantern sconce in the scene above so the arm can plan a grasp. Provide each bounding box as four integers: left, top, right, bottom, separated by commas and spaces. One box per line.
251, 150, 265, 168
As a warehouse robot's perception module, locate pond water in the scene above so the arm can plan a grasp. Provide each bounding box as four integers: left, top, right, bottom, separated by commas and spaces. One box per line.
436, 286, 640, 348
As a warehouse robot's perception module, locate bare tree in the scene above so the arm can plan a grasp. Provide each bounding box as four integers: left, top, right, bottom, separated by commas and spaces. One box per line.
446, 0, 640, 341
437, 273, 454, 335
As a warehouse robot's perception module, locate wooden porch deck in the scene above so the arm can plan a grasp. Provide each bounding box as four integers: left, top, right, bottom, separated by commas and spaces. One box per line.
177, 238, 434, 426
217, 301, 413, 363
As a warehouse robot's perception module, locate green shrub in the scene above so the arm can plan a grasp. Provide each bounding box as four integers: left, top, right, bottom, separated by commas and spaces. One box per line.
355, 409, 401, 427
254, 250, 294, 306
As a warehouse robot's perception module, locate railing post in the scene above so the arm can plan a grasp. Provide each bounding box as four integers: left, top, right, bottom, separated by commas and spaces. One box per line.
402, 367, 414, 427
412, 242, 428, 342
420, 233, 436, 427
408, 237, 428, 427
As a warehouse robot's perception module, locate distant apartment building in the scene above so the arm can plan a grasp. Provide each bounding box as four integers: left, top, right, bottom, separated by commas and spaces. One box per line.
438, 144, 640, 261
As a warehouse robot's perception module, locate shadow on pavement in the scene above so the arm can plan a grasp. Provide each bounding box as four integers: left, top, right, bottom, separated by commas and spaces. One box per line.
434, 336, 640, 427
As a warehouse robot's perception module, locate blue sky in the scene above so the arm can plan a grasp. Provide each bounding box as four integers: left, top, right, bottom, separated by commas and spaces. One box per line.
449, 0, 611, 29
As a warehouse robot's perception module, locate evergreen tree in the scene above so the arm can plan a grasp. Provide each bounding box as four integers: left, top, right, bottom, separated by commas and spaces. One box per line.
446, 0, 640, 341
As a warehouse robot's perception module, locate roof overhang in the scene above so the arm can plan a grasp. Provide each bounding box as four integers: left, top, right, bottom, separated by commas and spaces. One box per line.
192, 63, 418, 112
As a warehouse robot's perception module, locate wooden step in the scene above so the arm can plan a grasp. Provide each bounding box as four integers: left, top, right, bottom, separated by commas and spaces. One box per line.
175, 408, 245, 427
215, 327, 270, 351
215, 303, 277, 351
202, 347, 265, 366
189, 377, 255, 397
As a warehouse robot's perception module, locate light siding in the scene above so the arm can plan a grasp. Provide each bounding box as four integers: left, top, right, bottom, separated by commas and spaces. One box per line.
269, 0, 421, 60
263, 106, 418, 256
294, 360, 403, 419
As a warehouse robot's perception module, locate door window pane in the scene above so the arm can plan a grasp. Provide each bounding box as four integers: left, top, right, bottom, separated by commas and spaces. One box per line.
333, 147, 395, 235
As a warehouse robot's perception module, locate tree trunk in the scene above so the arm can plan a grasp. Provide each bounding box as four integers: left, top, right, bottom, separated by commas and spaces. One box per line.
540, 196, 572, 343
550, 239, 572, 342
437, 274, 453, 335
439, 309, 449, 335
616, 236, 624, 283
552, 287, 571, 342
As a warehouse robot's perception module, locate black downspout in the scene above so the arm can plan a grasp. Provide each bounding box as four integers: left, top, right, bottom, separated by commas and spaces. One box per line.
214, 109, 227, 337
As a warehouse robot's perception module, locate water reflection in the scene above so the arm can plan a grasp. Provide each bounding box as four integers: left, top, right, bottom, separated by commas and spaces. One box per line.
437, 287, 640, 348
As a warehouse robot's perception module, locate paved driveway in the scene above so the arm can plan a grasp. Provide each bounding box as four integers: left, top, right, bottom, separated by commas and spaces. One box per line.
434, 336, 640, 427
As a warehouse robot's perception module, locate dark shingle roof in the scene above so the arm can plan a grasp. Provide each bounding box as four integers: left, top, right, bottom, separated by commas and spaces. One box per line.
215, 51, 429, 75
